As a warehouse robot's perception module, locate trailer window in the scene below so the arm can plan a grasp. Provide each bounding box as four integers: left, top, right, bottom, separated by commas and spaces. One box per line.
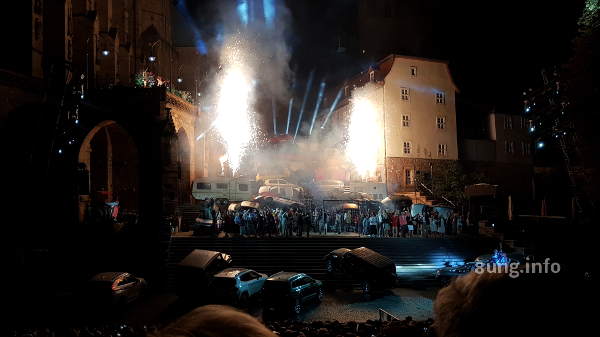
216, 183, 228, 189
196, 183, 211, 190
238, 184, 249, 191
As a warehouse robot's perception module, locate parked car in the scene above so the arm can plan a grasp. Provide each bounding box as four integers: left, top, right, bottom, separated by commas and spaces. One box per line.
263, 178, 294, 187
86, 272, 146, 305
325, 247, 397, 294
263, 272, 323, 315
210, 268, 268, 305
176, 249, 233, 300
434, 262, 477, 285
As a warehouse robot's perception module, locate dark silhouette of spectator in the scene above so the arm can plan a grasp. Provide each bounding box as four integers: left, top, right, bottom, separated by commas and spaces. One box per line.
158, 305, 277, 337
433, 271, 568, 337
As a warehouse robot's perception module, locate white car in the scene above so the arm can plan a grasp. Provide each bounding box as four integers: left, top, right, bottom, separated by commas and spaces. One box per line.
211, 268, 268, 304
263, 178, 294, 187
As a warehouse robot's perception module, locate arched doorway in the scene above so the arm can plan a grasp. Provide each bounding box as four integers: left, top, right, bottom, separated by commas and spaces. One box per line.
78, 121, 139, 222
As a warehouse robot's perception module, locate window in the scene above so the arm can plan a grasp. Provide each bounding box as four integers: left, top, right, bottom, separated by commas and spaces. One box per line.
216, 183, 228, 189
436, 116, 446, 129
504, 116, 513, 129
384, 0, 392, 18
402, 115, 410, 127
527, 119, 534, 130
505, 140, 514, 154
240, 271, 260, 282
344, 85, 350, 97
238, 184, 249, 191
403, 141, 411, 154
292, 277, 311, 288
520, 116, 525, 129
400, 88, 410, 101
438, 144, 448, 156
405, 169, 413, 185
196, 183, 211, 190
436, 92, 446, 104
521, 142, 531, 156
369, 71, 375, 82
410, 66, 417, 77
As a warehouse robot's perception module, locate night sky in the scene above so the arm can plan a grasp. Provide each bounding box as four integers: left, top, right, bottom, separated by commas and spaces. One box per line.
175, 0, 585, 128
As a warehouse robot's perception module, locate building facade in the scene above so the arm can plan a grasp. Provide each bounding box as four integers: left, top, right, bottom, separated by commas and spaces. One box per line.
331, 54, 459, 195
1, 1, 209, 252
461, 111, 534, 213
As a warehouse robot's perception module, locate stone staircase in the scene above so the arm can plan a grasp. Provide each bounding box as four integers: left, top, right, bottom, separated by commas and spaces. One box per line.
166, 237, 492, 290
176, 204, 203, 231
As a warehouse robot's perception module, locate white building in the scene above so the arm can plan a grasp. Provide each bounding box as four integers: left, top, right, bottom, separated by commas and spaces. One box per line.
331, 54, 459, 194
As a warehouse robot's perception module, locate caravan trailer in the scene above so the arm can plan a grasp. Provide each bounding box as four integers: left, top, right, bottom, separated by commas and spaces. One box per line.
191, 177, 258, 202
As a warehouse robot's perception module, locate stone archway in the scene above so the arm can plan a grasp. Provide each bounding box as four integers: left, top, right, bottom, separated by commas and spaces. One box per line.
78, 120, 139, 222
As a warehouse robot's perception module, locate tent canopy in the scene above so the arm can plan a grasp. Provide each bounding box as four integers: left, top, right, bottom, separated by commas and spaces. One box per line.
240, 201, 259, 209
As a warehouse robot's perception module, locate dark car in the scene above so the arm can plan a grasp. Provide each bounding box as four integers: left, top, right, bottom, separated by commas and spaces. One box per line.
176, 249, 233, 300
262, 272, 323, 315
86, 272, 146, 306
434, 262, 477, 285
325, 247, 397, 294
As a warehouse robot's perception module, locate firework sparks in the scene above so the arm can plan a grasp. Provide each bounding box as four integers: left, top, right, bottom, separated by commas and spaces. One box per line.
219, 154, 228, 175
346, 87, 383, 178
213, 43, 256, 174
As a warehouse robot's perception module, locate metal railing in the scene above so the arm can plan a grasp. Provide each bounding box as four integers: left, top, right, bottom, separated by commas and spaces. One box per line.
378, 308, 399, 322
419, 183, 456, 208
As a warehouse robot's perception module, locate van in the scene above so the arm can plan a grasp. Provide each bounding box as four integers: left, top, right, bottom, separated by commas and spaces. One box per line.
192, 177, 258, 202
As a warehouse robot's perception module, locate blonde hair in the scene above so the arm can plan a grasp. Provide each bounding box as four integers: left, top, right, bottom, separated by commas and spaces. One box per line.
158, 305, 277, 337
433, 271, 559, 337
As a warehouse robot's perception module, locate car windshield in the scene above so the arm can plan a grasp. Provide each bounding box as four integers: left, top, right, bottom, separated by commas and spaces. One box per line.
212, 277, 236, 288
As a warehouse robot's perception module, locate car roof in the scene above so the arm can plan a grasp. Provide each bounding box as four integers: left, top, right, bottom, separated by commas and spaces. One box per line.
90, 272, 129, 282
178, 249, 222, 269
329, 248, 351, 256
214, 268, 250, 278
349, 247, 395, 268
267, 271, 303, 281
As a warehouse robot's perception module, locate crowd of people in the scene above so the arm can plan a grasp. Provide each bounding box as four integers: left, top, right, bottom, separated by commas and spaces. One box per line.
191, 199, 468, 239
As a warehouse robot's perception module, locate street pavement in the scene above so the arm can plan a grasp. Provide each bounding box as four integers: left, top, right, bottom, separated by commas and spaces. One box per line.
298, 287, 437, 322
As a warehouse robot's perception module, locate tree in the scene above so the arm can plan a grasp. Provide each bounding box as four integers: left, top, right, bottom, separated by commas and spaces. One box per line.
524, 0, 599, 218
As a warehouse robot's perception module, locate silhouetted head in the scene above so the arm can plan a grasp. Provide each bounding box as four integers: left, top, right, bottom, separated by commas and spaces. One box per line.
158, 305, 277, 337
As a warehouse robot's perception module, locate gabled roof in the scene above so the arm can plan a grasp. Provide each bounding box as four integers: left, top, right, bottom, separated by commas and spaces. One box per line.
344, 54, 459, 93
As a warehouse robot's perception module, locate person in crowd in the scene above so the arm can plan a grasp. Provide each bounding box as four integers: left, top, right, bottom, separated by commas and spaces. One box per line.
265, 210, 275, 237
456, 214, 464, 234
433, 271, 567, 337
430, 212, 438, 238
423, 210, 431, 238
295, 209, 303, 237
279, 209, 288, 237
234, 211, 242, 236
407, 214, 414, 238
391, 210, 399, 237
438, 213, 446, 238
158, 305, 278, 337
369, 212, 378, 236
399, 211, 408, 238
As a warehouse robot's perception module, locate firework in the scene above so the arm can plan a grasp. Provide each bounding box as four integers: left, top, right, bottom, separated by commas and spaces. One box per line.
213, 41, 256, 174
346, 86, 383, 178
